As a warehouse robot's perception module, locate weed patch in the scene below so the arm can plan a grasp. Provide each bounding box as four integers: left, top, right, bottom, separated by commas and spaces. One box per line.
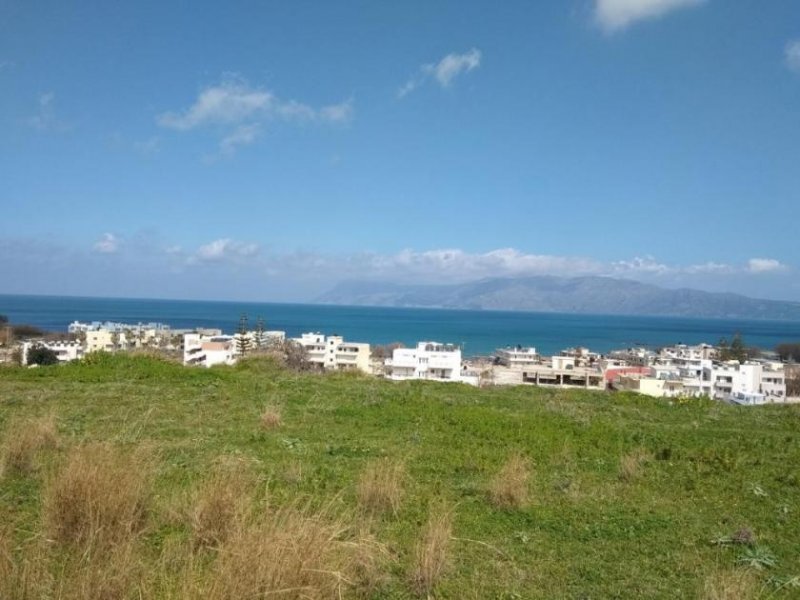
357, 458, 405, 516
488, 453, 531, 510
410, 505, 453, 597
0, 414, 58, 476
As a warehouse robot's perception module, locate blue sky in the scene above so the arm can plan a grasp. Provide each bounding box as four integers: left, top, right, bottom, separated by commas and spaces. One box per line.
1, 0, 799, 302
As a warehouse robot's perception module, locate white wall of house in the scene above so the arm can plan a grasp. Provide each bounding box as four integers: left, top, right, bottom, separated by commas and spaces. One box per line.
291, 332, 371, 373
21, 340, 84, 364
386, 342, 463, 382
183, 333, 235, 367
495, 347, 538, 367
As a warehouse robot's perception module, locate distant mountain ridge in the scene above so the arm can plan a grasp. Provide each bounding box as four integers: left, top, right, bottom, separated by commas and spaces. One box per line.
316, 276, 800, 320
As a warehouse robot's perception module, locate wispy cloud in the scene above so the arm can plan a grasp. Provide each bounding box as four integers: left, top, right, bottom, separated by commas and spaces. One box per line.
219, 123, 260, 154
158, 76, 352, 155
92, 233, 120, 254
27, 92, 71, 132
594, 0, 705, 33
191, 238, 260, 263
2, 235, 795, 301
399, 48, 482, 98
785, 40, 800, 73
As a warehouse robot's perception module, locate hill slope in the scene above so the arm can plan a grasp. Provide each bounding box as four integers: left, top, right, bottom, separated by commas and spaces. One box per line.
317, 276, 800, 320
1, 355, 799, 597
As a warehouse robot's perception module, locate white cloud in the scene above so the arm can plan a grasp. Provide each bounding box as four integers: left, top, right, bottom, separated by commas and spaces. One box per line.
319, 99, 354, 123
594, 0, 705, 33
747, 258, 786, 274
158, 80, 273, 130
424, 48, 482, 87
158, 77, 352, 154
93, 233, 120, 254
399, 48, 482, 97
219, 123, 260, 154
785, 40, 800, 73
611, 255, 671, 274
193, 239, 259, 263
158, 78, 351, 129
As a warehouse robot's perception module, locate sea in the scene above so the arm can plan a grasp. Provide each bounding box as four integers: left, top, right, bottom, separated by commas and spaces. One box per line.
2, 294, 800, 357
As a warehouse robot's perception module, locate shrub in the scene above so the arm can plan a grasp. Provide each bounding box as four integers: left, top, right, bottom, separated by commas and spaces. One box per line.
196, 500, 374, 599
43, 443, 152, 549
488, 453, 530, 510
410, 505, 453, 597
26, 346, 58, 366
357, 459, 405, 516
0, 414, 59, 476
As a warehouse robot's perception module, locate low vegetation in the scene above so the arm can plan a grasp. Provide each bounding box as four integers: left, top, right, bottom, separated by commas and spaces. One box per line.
356, 458, 405, 516
0, 413, 58, 476
488, 453, 531, 510
410, 505, 453, 597
0, 353, 799, 597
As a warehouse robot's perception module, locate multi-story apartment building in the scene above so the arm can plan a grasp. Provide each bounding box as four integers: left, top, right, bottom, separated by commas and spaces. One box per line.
291, 332, 371, 373
495, 346, 539, 367
21, 340, 84, 364
385, 341, 464, 382
183, 333, 236, 367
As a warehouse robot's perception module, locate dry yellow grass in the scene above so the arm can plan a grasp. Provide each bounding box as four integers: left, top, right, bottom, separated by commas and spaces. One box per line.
410, 505, 453, 597
357, 458, 405, 516
55, 538, 143, 600
0, 531, 52, 600
190, 459, 253, 549
192, 499, 373, 600
260, 405, 283, 430
43, 443, 152, 549
702, 568, 760, 599
618, 448, 651, 482
488, 453, 531, 510
0, 414, 58, 476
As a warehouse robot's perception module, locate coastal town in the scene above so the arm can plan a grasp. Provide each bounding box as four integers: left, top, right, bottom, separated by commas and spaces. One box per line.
3, 317, 798, 406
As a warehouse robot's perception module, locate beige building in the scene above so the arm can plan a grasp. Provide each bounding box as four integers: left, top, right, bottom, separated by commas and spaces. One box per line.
613, 374, 685, 398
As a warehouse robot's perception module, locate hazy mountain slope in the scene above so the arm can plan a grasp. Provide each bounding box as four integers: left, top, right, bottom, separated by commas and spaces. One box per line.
316, 276, 800, 320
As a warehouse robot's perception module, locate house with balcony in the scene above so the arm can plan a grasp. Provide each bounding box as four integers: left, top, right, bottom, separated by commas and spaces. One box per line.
385, 341, 466, 383
183, 333, 236, 367
495, 346, 539, 368
291, 332, 371, 373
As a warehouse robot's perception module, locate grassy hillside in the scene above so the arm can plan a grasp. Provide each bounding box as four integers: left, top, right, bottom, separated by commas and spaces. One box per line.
1, 354, 799, 598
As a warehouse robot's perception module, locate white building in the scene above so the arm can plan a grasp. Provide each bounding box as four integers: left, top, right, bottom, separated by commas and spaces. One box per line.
615, 359, 786, 403
291, 332, 371, 373
21, 340, 84, 364
385, 341, 467, 383
183, 333, 236, 367
711, 361, 786, 404
495, 346, 539, 367
659, 343, 717, 362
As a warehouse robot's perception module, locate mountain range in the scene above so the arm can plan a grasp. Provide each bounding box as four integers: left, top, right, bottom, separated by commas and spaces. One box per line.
316, 276, 800, 320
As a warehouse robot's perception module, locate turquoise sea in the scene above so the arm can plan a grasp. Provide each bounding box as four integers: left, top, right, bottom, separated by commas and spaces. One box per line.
2, 294, 800, 357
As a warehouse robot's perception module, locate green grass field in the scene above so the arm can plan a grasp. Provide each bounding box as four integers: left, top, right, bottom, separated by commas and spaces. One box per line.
1, 353, 799, 598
